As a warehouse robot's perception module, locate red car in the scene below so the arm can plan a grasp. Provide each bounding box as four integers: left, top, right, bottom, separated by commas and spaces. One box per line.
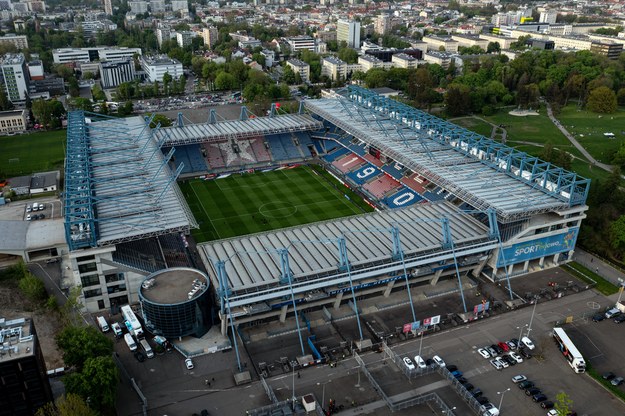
497, 342, 510, 352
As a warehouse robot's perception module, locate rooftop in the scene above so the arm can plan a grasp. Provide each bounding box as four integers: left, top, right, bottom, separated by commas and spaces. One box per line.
141, 55, 182, 66
140, 268, 209, 304
0, 317, 36, 363
1, 53, 25, 65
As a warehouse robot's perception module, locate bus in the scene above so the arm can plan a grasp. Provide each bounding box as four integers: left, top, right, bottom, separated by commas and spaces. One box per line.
552, 327, 586, 373
121, 305, 144, 338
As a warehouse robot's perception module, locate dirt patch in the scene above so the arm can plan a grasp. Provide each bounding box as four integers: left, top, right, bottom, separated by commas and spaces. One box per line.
508, 109, 539, 117
0, 283, 64, 370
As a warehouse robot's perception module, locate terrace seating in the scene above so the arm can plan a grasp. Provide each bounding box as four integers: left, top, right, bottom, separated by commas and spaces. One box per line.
382, 163, 404, 180
221, 140, 257, 167
186, 144, 208, 172
323, 140, 339, 152
323, 146, 350, 162
422, 187, 448, 202
295, 132, 314, 157
363, 153, 384, 167
312, 140, 326, 155
278, 134, 302, 159
332, 153, 365, 173
158, 233, 192, 268
249, 137, 272, 162
265, 134, 288, 160
346, 164, 381, 185
348, 141, 367, 157
170, 146, 192, 174
112, 238, 166, 273
383, 187, 424, 209
204, 142, 226, 169
401, 173, 427, 194
363, 175, 401, 198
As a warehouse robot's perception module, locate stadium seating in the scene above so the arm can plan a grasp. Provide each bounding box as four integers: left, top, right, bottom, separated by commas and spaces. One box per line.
363, 174, 401, 198
323, 140, 339, 152
381, 163, 405, 180
187, 144, 207, 172
204, 142, 226, 169
332, 154, 366, 173
279, 134, 303, 159
346, 163, 381, 185
249, 137, 272, 162
112, 238, 166, 273
422, 187, 448, 202
159, 234, 192, 268
170, 146, 192, 174
265, 134, 289, 160
363, 153, 384, 167
383, 188, 424, 209
401, 173, 427, 194
323, 146, 350, 162
295, 132, 314, 157
312, 140, 326, 155
221, 140, 257, 167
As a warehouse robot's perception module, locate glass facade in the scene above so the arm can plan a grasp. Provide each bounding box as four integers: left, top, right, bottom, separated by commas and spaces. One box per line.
140, 291, 212, 338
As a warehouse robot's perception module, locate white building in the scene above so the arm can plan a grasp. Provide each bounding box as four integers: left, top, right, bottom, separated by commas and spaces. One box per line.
156, 28, 174, 47
391, 53, 418, 69
0, 53, 29, 102
422, 35, 459, 53
0, 109, 27, 133
140, 55, 183, 82
129, 1, 148, 14
375, 14, 392, 36
337, 19, 361, 49
104, 0, 113, 14
321, 56, 361, 81
150, 0, 165, 12
539, 10, 557, 25
287, 36, 316, 52
53, 47, 142, 65
286, 58, 310, 82
358, 55, 392, 71
176, 31, 196, 48
171, 0, 188, 12
100, 59, 136, 89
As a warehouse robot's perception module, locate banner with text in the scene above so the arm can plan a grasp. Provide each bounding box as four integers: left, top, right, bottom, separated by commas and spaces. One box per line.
497, 228, 578, 267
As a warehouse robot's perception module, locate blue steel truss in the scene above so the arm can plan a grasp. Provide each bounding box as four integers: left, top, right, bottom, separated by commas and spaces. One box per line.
64, 111, 197, 251
343, 85, 590, 208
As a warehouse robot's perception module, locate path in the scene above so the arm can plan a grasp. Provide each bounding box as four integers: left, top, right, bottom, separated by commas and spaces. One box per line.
449, 115, 508, 143
542, 100, 614, 172
573, 248, 625, 296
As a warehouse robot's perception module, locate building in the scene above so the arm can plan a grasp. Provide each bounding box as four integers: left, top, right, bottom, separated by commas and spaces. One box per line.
479, 33, 515, 50
238, 38, 261, 49
202, 27, 218, 48
286, 36, 316, 52
451, 34, 489, 50
0, 34, 28, 50
539, 10, 557, 25
590, 40, 624, 60
526, 38, 555, 50
176, 31, 196, 48
286, 58, 310, 82
391, 53, 418, 69
52, 47, 142, 65
0, 53, 29, 103
103, 0, 113, 14
422, 35, 459, 53
358, 54, 391, 71
150, 0, 165, 12
260, 49, 275, 67
139, 268, 212, 338
375, 13, 392, 35
140, 55, 183, 82
423, 51, 453, 69
321, 56, 361, 81
0, 317, 53, 416
80, 20, 118, 39
171, 0, 188, 11
337, 19, 361, 49
27, 60, 44, 80
156, 27, 174, 47
100, 59, 135, 89
129, 0, 148, 14
315, 30, 336, 43
0, 109, 26, 133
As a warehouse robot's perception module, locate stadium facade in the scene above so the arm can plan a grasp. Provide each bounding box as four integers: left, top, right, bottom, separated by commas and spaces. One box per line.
63, 87, 588, 340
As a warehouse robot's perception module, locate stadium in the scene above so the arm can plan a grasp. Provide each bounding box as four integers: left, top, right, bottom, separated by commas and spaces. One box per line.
63, 85, 589, 342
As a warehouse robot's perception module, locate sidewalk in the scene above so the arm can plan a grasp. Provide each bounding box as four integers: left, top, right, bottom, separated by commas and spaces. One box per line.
573, 247, 625, 301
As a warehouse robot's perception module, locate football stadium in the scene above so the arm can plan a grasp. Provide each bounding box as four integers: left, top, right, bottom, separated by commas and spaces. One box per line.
63, 86, 589, 342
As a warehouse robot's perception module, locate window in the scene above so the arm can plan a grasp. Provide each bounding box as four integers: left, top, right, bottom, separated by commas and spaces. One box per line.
83, 288, 102, 298
78, 262, 97, 274
98, 300, 105, 310
105, 273, 124, 283
76, 255, 96, 262
80, 274, 100, 287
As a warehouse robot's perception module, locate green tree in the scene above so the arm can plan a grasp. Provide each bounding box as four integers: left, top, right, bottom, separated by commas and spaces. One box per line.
147, 113, 172, 128
69, 98, 93, 112
117, 101, 134, 117
617, 88, 625, 107
214, 71, 236, 90
282, 65, 296, 85
586, 86, 617, 113
337, 47, 358, 64
610, 215, 625, 251
56, 326, 114, 369
0, 86, 13, 111
35, 394, 97, 416
162, 72, 172, 95
487, 41, 501, 54
68, 77, 80, 98
64, 356, 119, 411
18, 275, 47, 302
445, 84, 472, 116
364, 68, 389, 88
553, 391, 574, 416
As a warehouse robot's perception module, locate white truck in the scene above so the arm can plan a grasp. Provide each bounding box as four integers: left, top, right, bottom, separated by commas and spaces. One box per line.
124, 333, 137, 351
121, 305, 144, 338
96, 316, 109, 332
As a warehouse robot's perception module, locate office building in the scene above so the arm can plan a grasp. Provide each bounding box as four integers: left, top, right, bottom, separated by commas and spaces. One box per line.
391, 53, 418, 69
156, 28, 174, 47
286, 36, 316, 52
286, 58, 310, 82
0, 53, 29, 103
171, 0, 187, 11
539, 10, 557, 25
321, 56, 361, 80
422, 35, 459, 53
375, 14, 392, 35
129, 1, 148, 14
27, 60, 44, 80
0, 109, 27, 133
202, 26, 218, 48
52, 47, 142, 65
100, 59, 135, 89
337, 19, 361, 49
176, 31, 196, 48
590, 40, 623, 60
0, 317, 53, 416
0, 34, 28, 50
150, 0, 165, 12
140, 55, 183, 82
103, 0, 112, 14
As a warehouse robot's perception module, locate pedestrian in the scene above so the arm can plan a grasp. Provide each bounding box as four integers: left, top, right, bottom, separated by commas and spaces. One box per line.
591, 257, 593, 263
297, 372, 301, 379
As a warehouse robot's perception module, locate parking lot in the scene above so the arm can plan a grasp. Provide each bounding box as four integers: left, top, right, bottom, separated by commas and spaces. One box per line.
0, 198, 62, 221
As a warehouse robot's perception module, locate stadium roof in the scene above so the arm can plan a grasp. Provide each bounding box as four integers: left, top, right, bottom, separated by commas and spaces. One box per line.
199, 201, 496, 308
305, 86, 590, 223
64, 112, 197, 251
154, 113, 324, 146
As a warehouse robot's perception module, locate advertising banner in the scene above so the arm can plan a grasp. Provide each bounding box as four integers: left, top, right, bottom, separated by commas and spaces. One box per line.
497, 228, 578, 267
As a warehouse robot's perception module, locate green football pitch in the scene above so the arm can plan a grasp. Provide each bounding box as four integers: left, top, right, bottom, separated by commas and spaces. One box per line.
179, 166, 373, 242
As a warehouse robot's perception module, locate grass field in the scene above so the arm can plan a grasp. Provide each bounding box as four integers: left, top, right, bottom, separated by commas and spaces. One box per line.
180, 166, 374, 242
0, 130, 66, 178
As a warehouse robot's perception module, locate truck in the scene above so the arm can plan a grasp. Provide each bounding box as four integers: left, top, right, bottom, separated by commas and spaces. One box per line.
139, 339, 154, 358
153, 335, 174, 352
96, 316, 109, 332
124, 333, 137, 351
121, 305, 144, 338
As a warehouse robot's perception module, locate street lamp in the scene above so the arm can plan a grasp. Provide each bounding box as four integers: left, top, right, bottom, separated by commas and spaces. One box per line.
526, 296, 539, 338
497, 388, 511, 411
317, 379, 332, 411
443, 406, 456, 415
418, 330, 425, 358
617, 278, 624, 304
516, 324, 528, 343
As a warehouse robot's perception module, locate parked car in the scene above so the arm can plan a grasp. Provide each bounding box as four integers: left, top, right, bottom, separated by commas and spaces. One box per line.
478, 348, 491, 359
501, 355, 516, 366
26, 214, 31, 221
476, 396, 490, 405
414, 355, 427, 369
446, 364, 458, 372
605, 307, 621, 319
541, 401, 555, 409
185, 358, 194, 370
403, 357, 415, 370
490, 359, 503, 370
495, 356, 509, 368
456, 376, 468, 384
492, 344, 504, 355
497, 342, 510, 352
525, 387, 541, 396
509, 352, 524, 364
509, 338, 520, 349
433, 355, 445, 367
506, 341, 517, 350
521, 336, 536, 350
134, 351, 146, 362
592, 313, 606, 322
463, 383, 475, 391
486, 346, 498, 357
518, 380, 535, 390
512, 374, 527, 383
602, 372, 616, 381
533, 393, 548, 403
611, 376, 624, 386
451, 370, 463, 378
614, 314, 625, 324
519, 347, 533, 359
471, 388, 483, 398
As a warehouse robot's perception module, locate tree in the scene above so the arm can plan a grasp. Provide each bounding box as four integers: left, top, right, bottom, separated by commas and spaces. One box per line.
487, 41, 501, 54
56, 326, 113, 369
445, 84, 472, 116
18, 275, 47, 302
68, 77, 80, 98
162, 72, 172, 95
69, 98, 93, 112
214, 71, 236, 90
553, 391, 574, 416
117, 101, 134, 117
282, 65, 296, 85
0, 86, 13, 111
147, 113, 172, 128
337, 47, 358, 64
36, 394, 97, 416
586, 86, 617, 113
610, 215, 625, 251
64, 356, 119, 411
617, 88, 625, 107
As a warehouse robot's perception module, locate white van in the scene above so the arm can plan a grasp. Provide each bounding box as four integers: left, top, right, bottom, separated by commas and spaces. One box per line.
111, 322, 123, 338
124, 333, 137, 351
97, 316, 109, 332
32, 203, 39, 211
139, 338, 154, 358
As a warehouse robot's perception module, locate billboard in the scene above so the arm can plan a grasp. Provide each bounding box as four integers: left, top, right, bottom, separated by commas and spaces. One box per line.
497, 228, 578, 267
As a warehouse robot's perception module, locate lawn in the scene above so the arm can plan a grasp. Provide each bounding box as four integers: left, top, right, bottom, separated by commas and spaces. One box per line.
557, 104, 625, 165
0, 129, 66, 178
180, 166, 373, 242
451, 116, 494, 137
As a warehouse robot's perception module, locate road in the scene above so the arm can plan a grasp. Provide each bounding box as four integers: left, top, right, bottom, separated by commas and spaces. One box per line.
543, 100, 613, 172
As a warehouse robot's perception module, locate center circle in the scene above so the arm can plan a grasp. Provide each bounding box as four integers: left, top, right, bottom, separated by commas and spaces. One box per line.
258, 202, 297, 219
